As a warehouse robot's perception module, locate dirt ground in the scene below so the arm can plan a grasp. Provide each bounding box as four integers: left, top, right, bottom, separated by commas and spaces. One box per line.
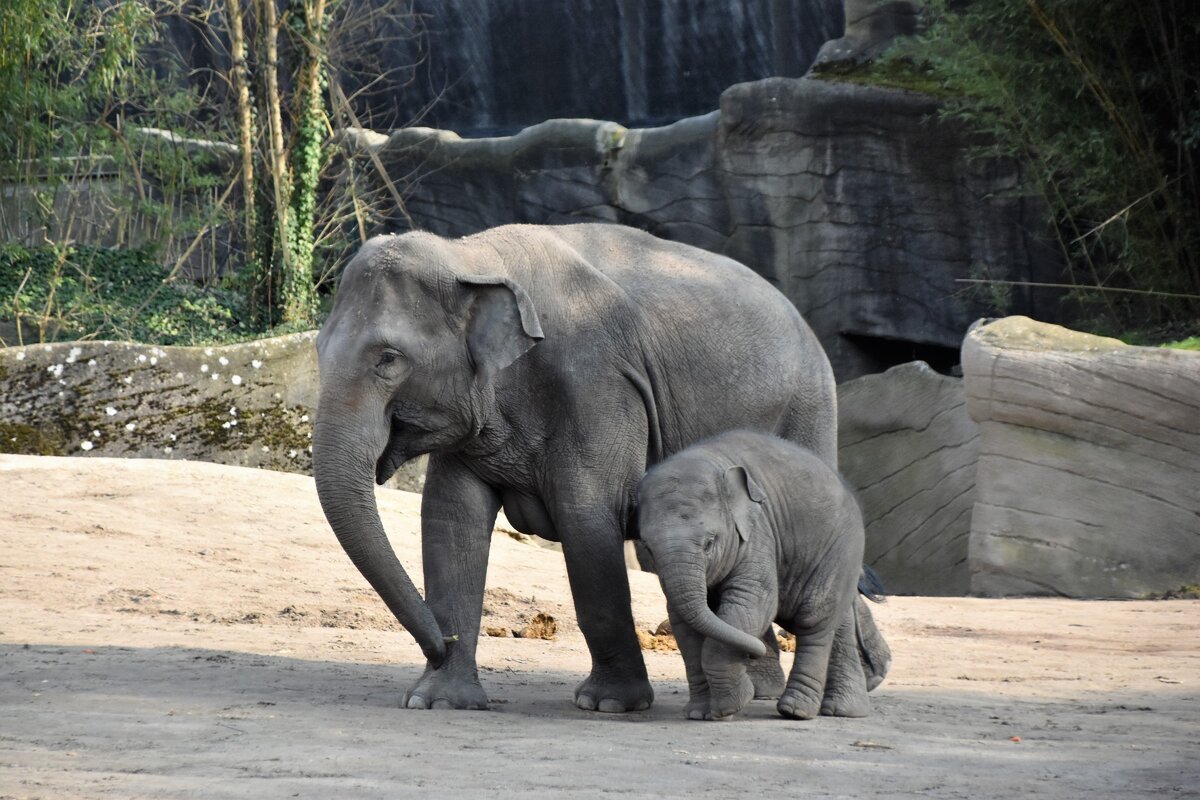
1, 454, 1197, 799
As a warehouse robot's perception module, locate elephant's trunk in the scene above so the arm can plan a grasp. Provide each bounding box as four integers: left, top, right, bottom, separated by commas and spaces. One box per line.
659, 563, 767, 658
312, 406, 446, 666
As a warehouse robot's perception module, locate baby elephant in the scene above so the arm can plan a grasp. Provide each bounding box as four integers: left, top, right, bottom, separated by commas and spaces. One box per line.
637, 429, 873, 721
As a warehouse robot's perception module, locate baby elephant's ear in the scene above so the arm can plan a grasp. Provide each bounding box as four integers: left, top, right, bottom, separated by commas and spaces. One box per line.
458, 276, 544, 380
725, 465, 767, 542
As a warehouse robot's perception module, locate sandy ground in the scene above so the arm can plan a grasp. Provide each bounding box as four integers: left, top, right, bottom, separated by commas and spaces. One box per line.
0, 454, 1197, 800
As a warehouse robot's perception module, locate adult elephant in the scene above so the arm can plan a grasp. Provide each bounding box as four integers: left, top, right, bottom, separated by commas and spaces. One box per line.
312, 222, 837, 712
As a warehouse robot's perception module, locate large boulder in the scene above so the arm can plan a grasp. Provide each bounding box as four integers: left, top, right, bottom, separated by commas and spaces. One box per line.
962, 317, 1200, 597
350, 75, 1059, 380
0, 336, 427, 490
838, 361, 978, 595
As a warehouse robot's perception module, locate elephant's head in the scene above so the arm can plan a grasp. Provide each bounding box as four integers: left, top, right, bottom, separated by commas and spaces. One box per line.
312, 233, 543, 664
636, 455, 771, 658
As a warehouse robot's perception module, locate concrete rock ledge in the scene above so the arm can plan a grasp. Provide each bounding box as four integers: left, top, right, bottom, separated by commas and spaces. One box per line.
962, 316, 1200, 597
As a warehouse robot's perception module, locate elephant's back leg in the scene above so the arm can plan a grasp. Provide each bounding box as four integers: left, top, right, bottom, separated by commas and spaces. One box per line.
818, 607, 871, 717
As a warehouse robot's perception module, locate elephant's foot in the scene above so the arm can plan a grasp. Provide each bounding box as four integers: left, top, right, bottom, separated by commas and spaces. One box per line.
776, 685, 822, 720
574, 667, 653, 713
706, 673, 754, 720
684, 693, 711, 721
747, 653, 785, 699
819, 685, 870, 718
403, 665, 489, 710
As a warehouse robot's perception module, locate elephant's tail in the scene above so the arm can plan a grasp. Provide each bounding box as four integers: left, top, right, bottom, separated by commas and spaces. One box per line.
854, 566, 891, 692
857, 564, 887, 603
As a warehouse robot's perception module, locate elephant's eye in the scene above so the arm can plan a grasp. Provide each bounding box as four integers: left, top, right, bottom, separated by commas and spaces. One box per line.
375, 349, 406, 374
703, 535, 716, 554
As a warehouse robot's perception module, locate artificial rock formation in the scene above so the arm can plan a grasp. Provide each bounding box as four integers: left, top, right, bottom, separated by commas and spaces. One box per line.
349, 75, 1058, 380
0, 335, 427, 490
812, 0, 921, 66
838, 361, 978, 595
962, 317, 1200, 598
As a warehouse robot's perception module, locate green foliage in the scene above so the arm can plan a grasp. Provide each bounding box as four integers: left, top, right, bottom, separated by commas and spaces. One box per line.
909, 0, 1200, 335
0, 243, 248, 345
1162, 336, 1200, 351
0, 0, 156, 167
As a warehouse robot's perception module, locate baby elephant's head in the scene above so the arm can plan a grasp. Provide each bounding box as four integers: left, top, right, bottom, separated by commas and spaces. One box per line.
636, 455, 769, 658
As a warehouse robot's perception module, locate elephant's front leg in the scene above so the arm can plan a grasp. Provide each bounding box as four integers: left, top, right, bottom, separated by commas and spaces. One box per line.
403, 455, 500, 710
700, 637, 754, 720
666, 607, 711, 720
559, 514, 653, 713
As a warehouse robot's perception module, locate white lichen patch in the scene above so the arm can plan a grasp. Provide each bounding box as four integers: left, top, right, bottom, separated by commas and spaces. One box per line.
211, 373, 219, 381
251, 359, 263, 369
164, 446, 173, 454
16, 351, 26, 361
218, 356, 229, 366
66, 347, 82, 364
200, 364, 209, 373
125, 423, 136, 432
229, 407, 238, 416
91, 429, 101, 438
231, 375, 242, 386
137, 354, 147, 363
123, 376, 133, 384
80, 441, 94, 451
47, 364, 64, 378
205, 348, 214, 357
105, 407, 117, 416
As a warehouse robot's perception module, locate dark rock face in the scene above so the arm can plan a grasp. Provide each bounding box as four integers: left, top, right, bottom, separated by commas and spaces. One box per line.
353, 76, 1060, 380
352, 0, 843, 134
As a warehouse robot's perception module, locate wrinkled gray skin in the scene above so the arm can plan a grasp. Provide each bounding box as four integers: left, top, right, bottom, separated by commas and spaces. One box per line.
637, 430, 876, 721
312, 223, 837, 712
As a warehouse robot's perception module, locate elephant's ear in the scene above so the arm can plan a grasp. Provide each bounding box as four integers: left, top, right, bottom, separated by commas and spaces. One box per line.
458, 275, 544, 380
725, 465, 767, 543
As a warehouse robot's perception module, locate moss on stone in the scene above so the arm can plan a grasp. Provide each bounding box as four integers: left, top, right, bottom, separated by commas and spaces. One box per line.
0, 422, 66, 455
810, 59, 950, 98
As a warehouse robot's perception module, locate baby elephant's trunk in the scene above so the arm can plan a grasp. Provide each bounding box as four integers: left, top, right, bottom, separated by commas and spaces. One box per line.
659, 565, 767, 658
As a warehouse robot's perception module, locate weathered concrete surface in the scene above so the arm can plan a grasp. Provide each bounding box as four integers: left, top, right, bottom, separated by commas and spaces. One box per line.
839, 361, 978, 595
354, 76, 1058, 380
962, 317, 1200, 598
812, 0, 922, 66
0, 336, 427, 490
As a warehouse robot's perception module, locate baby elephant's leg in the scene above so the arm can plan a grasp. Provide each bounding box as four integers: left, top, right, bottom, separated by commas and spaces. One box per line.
776, 621, 837, 720
819, 607, 870, 717
701, 637, 754, 720
667, 611, 712, 721
746, 629, 786, 699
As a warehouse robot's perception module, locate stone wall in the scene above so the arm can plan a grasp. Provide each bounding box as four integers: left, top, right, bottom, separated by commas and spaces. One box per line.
0, 335, 427, 491
351, 75, 1060, 381
838, 362, 978, 595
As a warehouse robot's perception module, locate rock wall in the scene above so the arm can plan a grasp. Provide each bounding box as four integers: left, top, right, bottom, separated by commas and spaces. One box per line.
0, 335, 427, 491
838, 362, 978, 595
962, 317, 1200, 598
353, 75, 1060, 380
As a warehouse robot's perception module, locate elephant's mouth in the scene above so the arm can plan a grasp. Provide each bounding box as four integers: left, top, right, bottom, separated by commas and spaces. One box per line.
374, 417, 412, 485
